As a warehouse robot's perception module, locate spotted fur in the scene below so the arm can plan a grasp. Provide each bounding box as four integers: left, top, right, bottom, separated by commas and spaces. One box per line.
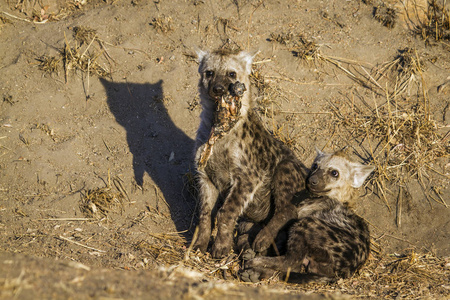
191, 49, 307, 258
241, 150, 374, 282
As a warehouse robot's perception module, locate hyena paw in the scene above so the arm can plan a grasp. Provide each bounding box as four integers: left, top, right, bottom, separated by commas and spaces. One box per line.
252, 231, 273, 252
241, 248, 256, 261
191, 234, 210, 253
211, 241, 232, 258
240, 268, 261, 283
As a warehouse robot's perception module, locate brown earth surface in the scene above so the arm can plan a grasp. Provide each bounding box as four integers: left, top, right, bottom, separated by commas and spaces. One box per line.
0, 0, 449, 299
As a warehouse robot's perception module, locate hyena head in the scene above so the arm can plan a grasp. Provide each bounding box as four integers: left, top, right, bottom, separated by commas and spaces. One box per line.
197, 49, 255, 116
306, 149, 375, 203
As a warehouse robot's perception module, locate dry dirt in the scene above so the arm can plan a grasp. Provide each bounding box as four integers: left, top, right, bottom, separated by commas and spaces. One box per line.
0, 0, 449, 299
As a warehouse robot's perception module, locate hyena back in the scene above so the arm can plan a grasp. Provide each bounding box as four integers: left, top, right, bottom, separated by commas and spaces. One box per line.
192, 49, 307, 258
242, 150, 374, 282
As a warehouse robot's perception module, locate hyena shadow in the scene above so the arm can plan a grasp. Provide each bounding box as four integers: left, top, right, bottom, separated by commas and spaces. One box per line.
100, 78, 195, 233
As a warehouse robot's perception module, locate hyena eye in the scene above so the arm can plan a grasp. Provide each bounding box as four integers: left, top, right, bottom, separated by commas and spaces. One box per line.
311, 163, 318, 170
205, 70, 214, 78
331, 170, 339, 178
228, 71, 237, 79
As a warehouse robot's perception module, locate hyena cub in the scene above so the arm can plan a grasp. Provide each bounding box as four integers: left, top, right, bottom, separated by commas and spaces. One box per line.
192, 49, 307, 258
242, 149, 374, 282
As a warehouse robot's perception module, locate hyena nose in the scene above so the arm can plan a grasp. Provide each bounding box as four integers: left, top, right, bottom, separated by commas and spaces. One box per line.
212, 84, 226, 96
308, 176, 318, 186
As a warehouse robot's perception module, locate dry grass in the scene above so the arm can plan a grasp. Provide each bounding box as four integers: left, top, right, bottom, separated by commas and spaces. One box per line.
416, 0, 450, 44
373, 2, 398, 28
135, 233, 241, 280
79, 173, 125, 220
150, 15, 174, 33
36, 55, 60, 75
267, 29, 447, 209
290, 251, 450, 298
269, 32, 321, 62
376, 48, 426, 97
35, 27, 111, 82
329, 73, 448, 208
132, 231, 450, 298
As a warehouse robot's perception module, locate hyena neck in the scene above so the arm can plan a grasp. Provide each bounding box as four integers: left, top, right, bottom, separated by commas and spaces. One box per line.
326, 186, 358, 206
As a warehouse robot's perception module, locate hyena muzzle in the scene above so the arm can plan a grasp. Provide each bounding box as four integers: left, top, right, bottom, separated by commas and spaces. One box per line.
241, 149, 375, 282
191, 49, 307, 258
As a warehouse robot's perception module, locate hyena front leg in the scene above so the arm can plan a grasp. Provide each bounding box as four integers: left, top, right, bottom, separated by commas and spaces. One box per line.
212, 177, 258, 258
253, 159, 306, 252
236, 220, 263, 260
192, 173, 219, 252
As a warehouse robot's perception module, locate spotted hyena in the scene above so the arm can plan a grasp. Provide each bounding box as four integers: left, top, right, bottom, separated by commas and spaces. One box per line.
241, 149, 374, 282
191, 49, 307, 258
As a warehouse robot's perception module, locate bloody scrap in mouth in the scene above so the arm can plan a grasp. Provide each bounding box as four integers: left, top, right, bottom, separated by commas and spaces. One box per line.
198, 82, 246, 169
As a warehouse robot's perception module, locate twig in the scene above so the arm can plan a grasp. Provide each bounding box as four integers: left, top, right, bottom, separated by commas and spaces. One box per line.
56, 235, 106, 253
278, 110, 333, 115
396, 186, 403, 227
1, 11, 30, 22
38, 218, 94, 221
184, 226, 198, 261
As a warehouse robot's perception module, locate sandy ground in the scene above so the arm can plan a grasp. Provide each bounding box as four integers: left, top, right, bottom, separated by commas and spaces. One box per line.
0, 0, 449, 298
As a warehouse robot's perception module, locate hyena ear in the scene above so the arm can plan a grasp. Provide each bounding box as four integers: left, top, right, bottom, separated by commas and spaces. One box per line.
315, 146, 325, 157
195, 48, 208, 63
238, 50, 260, 74
350, 163, 375, 188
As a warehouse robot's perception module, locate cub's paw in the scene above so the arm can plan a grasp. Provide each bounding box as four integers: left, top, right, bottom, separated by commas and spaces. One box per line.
240, 269, 261, 283
191, 233, 210, 253
211, 242, 232, 259
241, 248, 256, 261
252, 231, 274, 253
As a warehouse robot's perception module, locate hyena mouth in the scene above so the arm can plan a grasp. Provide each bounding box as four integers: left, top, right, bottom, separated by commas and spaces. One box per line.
307, 186, 332, 195
214, 82, 246, 118
197, 82, 246, 170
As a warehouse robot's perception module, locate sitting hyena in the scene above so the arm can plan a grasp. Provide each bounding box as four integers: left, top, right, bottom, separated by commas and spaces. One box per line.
241, 149, 374, 282
192, 49, 307, 258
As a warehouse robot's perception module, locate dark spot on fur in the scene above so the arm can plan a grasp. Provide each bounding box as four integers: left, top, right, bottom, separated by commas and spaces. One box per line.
333, 246, 343, 253
327, 231, 339, 243
343, 250, 354, 261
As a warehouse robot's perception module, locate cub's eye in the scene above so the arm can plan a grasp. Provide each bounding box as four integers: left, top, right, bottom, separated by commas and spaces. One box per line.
205, 70, 214, 78
228, 71, 236, 79
311, 163, 318, 170
331, 170, 339, 178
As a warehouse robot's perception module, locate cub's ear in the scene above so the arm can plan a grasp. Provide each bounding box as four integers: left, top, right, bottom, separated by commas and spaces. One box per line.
195, 48, 208, 63
314, 146, 325, 157
350, 163, 375, 188
238, 50, 260, 74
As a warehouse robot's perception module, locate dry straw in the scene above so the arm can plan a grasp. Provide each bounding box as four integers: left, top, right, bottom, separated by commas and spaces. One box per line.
79, 171, 126, 220
133, 231, 449, 298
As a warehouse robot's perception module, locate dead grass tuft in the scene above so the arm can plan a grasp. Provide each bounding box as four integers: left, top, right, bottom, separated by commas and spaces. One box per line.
36, 55, 61, 75
269, 32, 320, 62
376, 48, 426, 97
63, 35, 110, 80
250, 67, 282, 116
73, 26, 98, 45
36, 27, 111, 82
150, 15, 174, 33
80, 174, 124, 220
416, 0, 450, 44
373, 3, 397, 28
